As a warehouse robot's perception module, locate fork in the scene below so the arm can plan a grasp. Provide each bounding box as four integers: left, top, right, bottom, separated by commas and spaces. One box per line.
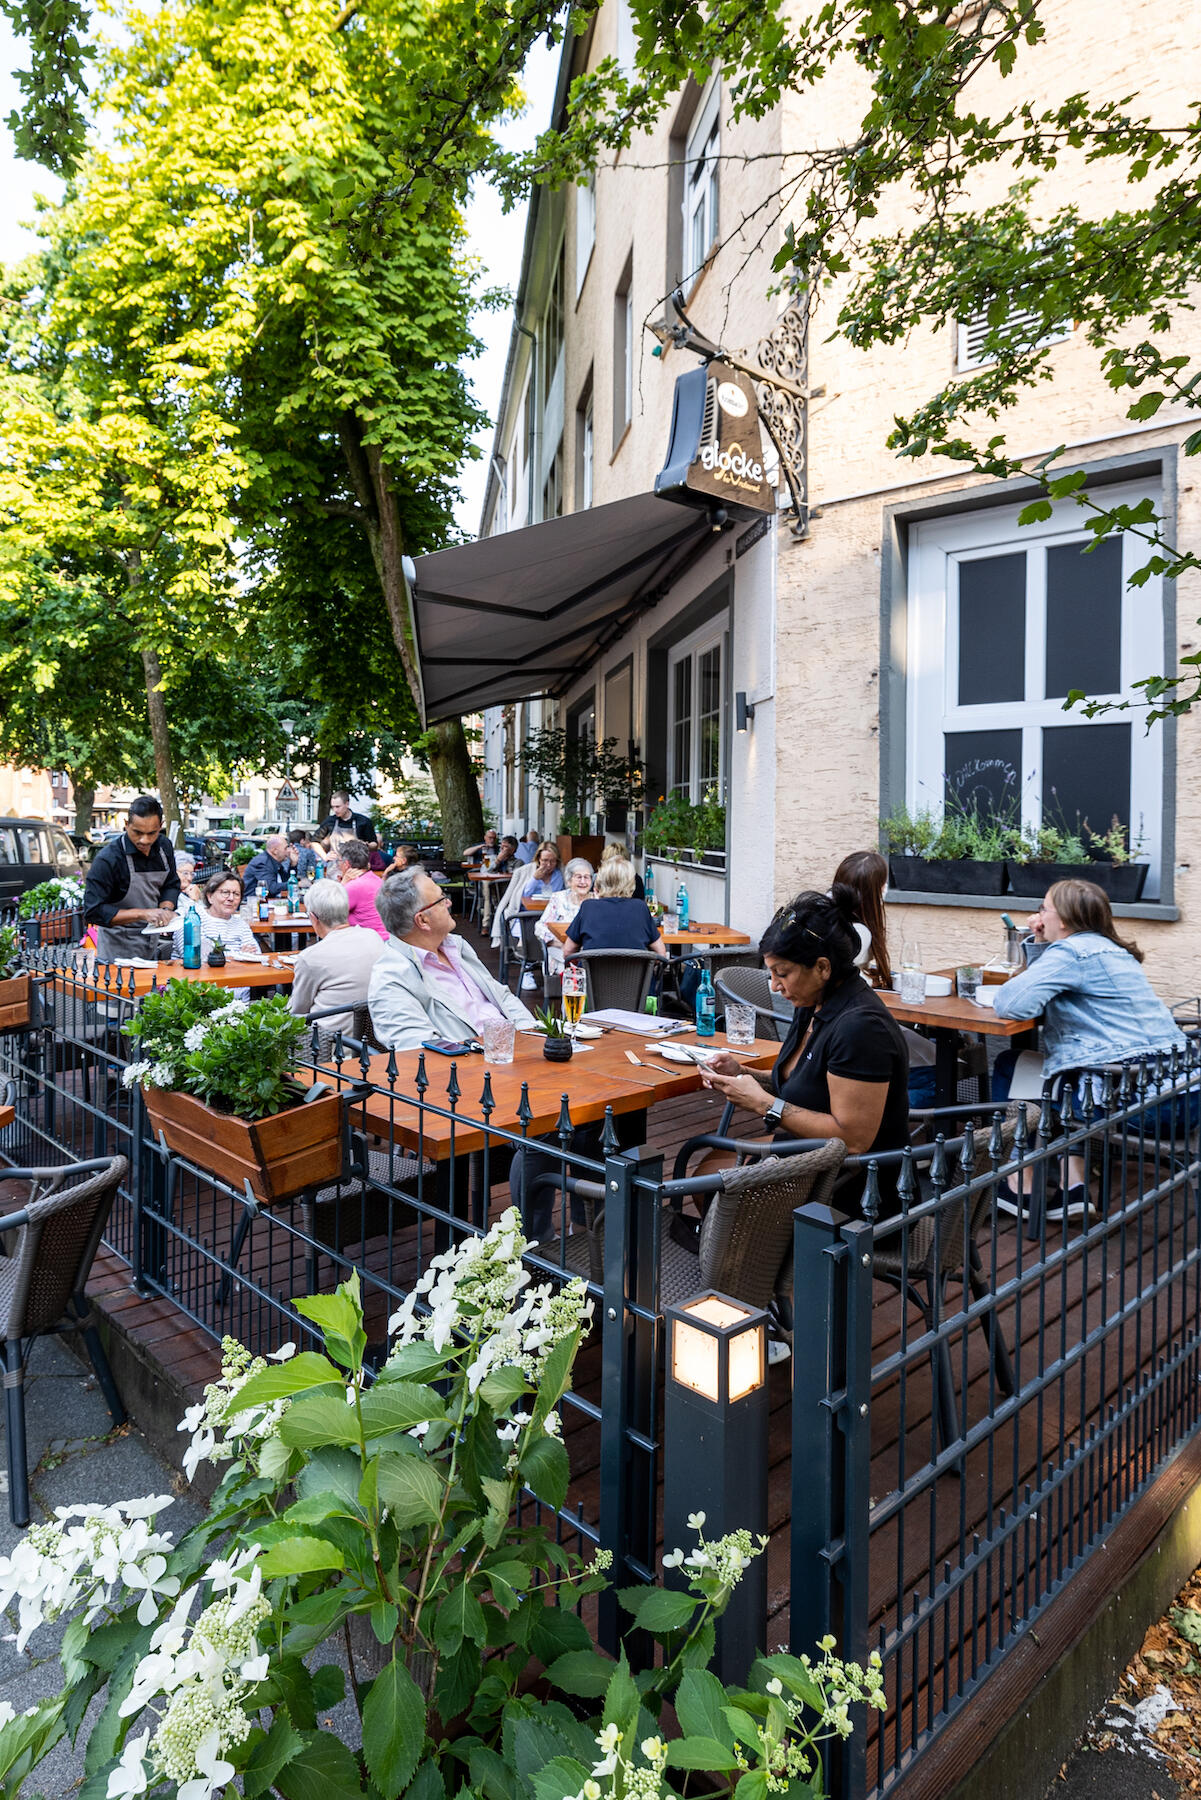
624, 1050, 677, 1079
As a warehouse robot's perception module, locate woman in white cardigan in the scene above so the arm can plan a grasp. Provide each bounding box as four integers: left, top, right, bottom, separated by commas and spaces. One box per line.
534, 859, 595, 975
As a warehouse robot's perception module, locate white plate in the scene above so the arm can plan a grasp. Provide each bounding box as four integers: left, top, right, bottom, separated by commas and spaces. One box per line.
651, 1042, 718, 1065
972, 987, 997, 1008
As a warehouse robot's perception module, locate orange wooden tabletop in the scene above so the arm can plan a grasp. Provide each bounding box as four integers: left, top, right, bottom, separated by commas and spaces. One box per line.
879, 988, 1033, 1036
65, 958, 294, 999
0, 1104, 12, 1133
300, 1026, 777, 1158
250, 916, 317, 936
660, 924, 751, 946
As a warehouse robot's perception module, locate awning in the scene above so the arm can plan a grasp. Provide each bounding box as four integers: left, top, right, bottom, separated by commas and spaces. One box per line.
409, 492, 722, 721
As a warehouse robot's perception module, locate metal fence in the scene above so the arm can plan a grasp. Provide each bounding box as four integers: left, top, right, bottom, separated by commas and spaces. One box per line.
1, 952, 1199, 1794
790, 1042, 1201, 1797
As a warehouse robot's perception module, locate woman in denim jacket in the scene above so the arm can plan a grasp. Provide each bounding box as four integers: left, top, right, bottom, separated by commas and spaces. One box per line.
993, 878, 1184, 1210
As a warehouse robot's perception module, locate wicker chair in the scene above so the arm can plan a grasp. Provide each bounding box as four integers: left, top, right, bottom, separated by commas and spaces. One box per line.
543, 1139, 847, 1315
865, 1111, 1018, 1450
715, 968, 793, 1042
566, 949, 663, 1014
0, 1155, 127, 1526
663, 945, 761, 1010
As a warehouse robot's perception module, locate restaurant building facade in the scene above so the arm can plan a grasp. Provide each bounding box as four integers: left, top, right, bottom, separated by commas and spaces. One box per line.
406, 0, 1200, 987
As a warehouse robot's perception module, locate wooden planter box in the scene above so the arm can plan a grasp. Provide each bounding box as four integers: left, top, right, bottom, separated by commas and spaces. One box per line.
143, 1085, 345, 1203
20, 913, 77, 946
0, 974, 32, 1034
556, 834, 605, 869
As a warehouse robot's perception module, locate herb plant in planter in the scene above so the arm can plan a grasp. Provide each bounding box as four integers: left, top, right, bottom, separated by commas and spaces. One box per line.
0, 924, 31, 1033
643, 788, 727, 865
125, 982, 343, 1202
1005, 821, 1092, 897
1083, 817, 1150, 902
881, 806, 1009, 894
536, 1004, 573, 1062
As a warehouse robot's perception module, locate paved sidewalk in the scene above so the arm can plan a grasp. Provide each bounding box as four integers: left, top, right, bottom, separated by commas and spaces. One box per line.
0, 1335, 206, 1797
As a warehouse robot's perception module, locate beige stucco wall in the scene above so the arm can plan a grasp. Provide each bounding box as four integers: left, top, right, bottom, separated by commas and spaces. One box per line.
769, 0, 1201, 996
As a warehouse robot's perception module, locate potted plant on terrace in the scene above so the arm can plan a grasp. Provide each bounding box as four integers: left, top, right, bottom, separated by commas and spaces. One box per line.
17, 875, 85, 944
1084, 816, 1150, 902
1005, 820, 1093, 897
124, 980, 344, 1202
881, 805, 1009, 895
535, 1004, 574, 1062
642, 787, 727, 867
0, 924, 31, 1033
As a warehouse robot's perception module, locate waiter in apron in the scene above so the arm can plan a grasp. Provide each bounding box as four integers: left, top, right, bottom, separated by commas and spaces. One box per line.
83, 796, 182, 963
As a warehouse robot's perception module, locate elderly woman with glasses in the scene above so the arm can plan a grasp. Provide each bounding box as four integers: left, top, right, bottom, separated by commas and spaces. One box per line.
699, 887, 910, 1215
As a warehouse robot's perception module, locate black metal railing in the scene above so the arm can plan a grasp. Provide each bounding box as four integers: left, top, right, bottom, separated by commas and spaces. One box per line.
790, 1043, 1201, 1797
2, 948, 1199, 1778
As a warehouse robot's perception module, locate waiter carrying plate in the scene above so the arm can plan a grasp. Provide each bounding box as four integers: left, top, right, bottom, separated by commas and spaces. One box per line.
84, 796, 181, 963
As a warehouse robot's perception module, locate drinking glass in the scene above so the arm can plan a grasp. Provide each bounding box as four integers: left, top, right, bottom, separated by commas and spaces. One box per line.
899, 940, 925, 1006
662, 911, 679, 934
480, 1017, 516, 1064
561, 963, 587, 1037
725, 1002, 756, 1046
956, 964, 983, 1002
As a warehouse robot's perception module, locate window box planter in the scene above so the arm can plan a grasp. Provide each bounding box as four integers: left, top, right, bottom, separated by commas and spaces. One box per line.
888, 856, 1007, 895
647, 846, 728, 872
0, 975, 32, 1034
1006, 861, 1150, 903
142, 1085, 345, 1204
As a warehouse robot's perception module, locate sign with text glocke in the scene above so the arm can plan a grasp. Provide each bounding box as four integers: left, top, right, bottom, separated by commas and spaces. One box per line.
655, 361, 778, 518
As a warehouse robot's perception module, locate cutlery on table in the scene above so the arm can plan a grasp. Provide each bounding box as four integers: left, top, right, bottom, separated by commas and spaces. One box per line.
624, 1051, 678, 1079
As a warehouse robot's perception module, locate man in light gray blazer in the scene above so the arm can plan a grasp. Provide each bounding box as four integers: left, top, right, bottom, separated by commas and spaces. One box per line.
369, 869, 533, 1052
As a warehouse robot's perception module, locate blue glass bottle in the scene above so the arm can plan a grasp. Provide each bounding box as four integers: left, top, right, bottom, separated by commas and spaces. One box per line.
287, 873, 299, 914
695, 965, 716, 1038
182, 906, 202, 970
257, 882, 270, 923
677, 880, 690, 930
644, 863, 655, 908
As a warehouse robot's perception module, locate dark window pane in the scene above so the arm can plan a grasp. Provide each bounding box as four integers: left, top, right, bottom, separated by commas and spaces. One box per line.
958, 552, 1026, 705
1042, 723, 1131, 841
944, 729, 1023, 821
1045, 536, 1123, 699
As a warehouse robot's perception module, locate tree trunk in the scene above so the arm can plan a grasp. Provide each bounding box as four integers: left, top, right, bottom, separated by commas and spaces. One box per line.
427, 719, 483, 861
317, 758, 334, 825
141, 646, 183, 843
337, 413, 483, 858
70, 776, 95, 838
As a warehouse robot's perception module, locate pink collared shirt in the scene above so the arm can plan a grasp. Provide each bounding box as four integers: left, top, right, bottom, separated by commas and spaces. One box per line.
420, 934, 508, 1033
344, 871, 388, 939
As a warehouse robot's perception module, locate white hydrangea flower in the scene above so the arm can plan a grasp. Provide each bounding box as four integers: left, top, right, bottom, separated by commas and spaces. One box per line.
177, 1339, 291, 1481
183, 1024, 210, 1052
106, 1729, 151, 1800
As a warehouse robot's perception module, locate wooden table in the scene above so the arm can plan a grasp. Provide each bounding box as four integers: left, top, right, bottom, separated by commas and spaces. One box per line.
466, 870, 512, 927
660, 924, 751, 948
250, 915, 316, 938
879, 988, 1036, 1108
73, 958, 294, 999
0, 1103, 12, 1134
299, 1027, 777, 1160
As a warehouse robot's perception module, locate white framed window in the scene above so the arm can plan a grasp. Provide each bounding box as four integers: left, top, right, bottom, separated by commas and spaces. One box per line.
906, 482, 1165, 896
577, 384, 594, 508
683, 81, 720, 285
542, 240, 565, 404
956, 307, 1071, 372
613, 255, 633, 448
575, 171, 596, 297
615, 0, 635, 76
668, 617, 727, 801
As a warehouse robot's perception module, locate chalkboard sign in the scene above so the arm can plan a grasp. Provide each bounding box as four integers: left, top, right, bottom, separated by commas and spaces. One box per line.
958, 552, 1026, 706
1045, 536, 1122, 699
944, 729, 1023, 820
1042, 723, 1131, 839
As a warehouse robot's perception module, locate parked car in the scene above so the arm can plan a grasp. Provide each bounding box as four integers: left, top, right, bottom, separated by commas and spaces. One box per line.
0, 819, 84, 909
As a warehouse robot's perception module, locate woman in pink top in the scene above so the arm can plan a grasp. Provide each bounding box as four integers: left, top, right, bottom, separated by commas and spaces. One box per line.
338, 840, 389, 939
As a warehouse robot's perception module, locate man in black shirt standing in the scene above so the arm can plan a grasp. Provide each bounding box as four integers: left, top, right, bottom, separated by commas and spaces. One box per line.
84, 796, 181, 962
318, 791, 377, 844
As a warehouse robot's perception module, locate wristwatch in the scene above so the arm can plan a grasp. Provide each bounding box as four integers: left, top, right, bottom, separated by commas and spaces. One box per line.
763, 1096, 786, 1129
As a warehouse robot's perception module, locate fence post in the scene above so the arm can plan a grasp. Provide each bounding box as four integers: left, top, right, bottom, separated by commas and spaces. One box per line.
596, 1150, 634, 1655
790, 1195, 851, 1655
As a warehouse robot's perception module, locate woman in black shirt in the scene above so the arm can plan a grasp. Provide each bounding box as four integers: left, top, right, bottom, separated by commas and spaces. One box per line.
701, 887, 910, 1212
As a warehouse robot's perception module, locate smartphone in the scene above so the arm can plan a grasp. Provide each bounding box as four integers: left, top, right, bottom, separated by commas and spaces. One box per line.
421, 1038, 482, 1057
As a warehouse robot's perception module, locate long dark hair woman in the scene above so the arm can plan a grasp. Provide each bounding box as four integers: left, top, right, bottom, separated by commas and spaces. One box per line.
832, 849, 891, 988
699, 887, 911, 1214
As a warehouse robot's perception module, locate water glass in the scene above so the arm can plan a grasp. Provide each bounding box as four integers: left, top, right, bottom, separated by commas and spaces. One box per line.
725, 1002, 756, 1046
480, 1017, 516, 1064
662, 912, 679, 933
956, 964, 983, 1002
899, 940, 924, 1006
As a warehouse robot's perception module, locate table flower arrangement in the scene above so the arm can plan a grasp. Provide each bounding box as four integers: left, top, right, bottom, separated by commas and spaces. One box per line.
0, 1210, 881, 1800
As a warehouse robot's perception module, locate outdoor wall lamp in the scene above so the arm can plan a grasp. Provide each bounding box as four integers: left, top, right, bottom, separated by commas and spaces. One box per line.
735, 692, 756, 731
664, 1290, 769, 1681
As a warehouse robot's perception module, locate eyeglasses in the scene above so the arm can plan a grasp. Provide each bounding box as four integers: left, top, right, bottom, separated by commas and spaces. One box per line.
415, 893, 453, 918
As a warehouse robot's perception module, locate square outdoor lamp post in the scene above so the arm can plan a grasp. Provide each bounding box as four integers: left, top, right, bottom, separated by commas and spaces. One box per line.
663, 1290, 770, 1681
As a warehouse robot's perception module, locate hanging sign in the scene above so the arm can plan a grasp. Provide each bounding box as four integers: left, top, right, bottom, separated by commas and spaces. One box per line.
654, 361, 778, 518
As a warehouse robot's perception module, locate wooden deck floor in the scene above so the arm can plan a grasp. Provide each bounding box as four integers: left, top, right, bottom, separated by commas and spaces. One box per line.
8, 919, 1198, 1797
